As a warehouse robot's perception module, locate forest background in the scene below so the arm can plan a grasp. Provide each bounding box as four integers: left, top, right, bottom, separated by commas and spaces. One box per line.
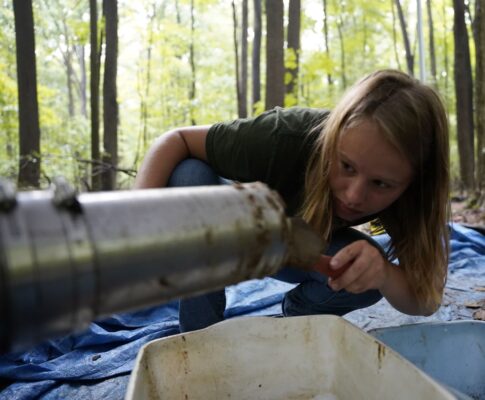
2, 0, 485, 214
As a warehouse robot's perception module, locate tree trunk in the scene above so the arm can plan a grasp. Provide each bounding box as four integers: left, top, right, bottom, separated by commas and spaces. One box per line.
134, 3, 156, 168
90, 0, 101, 191
336, 9, 347, 88
265, 0, 285, 110
469, 1, 477, 44
175, 0, 181, 24
13, 0, 41, 188
453, 0, 475, 191
63, 20, 75, 117
39, 0, 78, 120
475, 0, 485, 199
252, 0, 262, 113
240, 0, 248, 117
101, 0, 118, 191
77, 45, 88, 118
426, 0, 437, 85
322, 0, 332, 86
142, 4, 155, 164
390, 0, 402, 70
286, 0, 300, 105
442, 0, 450, 99
232, 1, 242, 117
395, 0, 414, 76
189, 0, 196, 125
362, 14, 368, 68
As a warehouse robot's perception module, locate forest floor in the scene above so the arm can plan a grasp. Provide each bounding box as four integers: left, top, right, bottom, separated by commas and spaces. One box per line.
451, 198, 485, 228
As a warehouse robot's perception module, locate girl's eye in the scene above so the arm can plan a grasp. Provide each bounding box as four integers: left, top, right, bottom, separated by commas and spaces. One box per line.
374, 180, 391, 189
341, 161, 355, 173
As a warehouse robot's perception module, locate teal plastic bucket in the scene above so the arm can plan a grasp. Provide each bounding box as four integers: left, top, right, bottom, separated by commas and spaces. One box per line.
370, 321, 485, 400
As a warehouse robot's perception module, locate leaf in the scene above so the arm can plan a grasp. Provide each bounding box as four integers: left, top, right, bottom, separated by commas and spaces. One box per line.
464, 300, 485, 309
473, 309, 485, 321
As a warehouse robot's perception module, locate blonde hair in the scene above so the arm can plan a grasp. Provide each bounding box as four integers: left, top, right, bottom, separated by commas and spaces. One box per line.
301, 69, 450, 310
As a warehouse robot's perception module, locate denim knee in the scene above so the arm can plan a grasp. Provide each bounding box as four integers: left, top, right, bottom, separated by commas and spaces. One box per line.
282, 282, 382, 317
167, 159, 222, 187
179, 289, 226, 333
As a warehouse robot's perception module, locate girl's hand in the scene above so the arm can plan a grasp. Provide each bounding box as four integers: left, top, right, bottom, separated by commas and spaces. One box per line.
326, 240, 389, 293
313, 241, 430, 316
311, 254, 352, 279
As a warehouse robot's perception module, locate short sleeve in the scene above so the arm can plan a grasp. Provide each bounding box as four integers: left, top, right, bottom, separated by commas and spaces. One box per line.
206, 107, 327, 184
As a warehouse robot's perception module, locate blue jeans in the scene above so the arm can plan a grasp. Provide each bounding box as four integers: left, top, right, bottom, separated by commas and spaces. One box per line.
169, 159, 383, 332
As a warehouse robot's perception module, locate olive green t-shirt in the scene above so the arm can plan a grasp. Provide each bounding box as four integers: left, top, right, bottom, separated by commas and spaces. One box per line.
206, 107, 329, 215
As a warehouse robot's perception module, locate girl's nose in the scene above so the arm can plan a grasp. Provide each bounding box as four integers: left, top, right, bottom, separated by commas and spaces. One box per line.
346, 179, 367, 206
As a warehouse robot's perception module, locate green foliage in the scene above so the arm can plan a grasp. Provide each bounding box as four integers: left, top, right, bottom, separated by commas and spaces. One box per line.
0, 2, 17, 180
0, 0, 472, 189
118, 0, 237, 174
285, 47, 299, 71
252, 100, 265, 116
285, 92, 298, 107
0, 62, 18, 131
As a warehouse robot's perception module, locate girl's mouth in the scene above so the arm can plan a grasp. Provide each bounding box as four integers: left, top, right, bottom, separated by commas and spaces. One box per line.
334, 198, 363, 221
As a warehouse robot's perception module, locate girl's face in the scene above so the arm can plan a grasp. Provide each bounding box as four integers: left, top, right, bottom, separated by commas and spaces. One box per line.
329, 119, 414, 222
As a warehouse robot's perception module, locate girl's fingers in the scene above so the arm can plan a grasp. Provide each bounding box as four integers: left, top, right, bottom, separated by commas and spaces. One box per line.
329, 242, 384, 291
330, 240, 365, 269
311, 255, 333, 276
341, 267, 376, 293
328, 257, 367, 290
311, 255, 351, 279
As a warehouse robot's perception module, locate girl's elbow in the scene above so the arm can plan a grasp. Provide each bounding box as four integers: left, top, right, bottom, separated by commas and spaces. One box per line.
419, 299, 441, 316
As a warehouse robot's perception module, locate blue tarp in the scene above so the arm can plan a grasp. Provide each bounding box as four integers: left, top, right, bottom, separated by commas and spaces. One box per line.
0, 223, 484, 400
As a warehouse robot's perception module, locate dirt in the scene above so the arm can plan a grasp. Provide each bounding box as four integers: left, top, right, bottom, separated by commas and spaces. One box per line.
286, 217, 326, 268
451, 199, 485, 227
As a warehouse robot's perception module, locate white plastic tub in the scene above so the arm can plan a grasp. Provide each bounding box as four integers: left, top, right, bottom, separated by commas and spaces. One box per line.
125, 315, 455, 400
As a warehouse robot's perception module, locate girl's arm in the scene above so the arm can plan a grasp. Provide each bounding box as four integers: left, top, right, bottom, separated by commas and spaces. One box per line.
377, 262, 436, 315
326, 240, 438, 316
133, 126, 211, 189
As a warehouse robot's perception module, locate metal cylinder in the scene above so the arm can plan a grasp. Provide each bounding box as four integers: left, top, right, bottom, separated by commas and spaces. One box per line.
0, 181, 296, 352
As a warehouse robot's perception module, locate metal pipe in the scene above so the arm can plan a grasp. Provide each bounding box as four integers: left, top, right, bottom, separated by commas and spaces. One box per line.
0, 180, 324, 352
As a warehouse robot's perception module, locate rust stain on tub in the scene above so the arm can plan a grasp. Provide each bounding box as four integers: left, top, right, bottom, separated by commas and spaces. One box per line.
303, 318, 313, 345
182, 350, 190, 375
377, 341, 386, 369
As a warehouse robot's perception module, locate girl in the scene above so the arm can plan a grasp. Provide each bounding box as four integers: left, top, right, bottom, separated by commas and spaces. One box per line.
134, 69, 450, 332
